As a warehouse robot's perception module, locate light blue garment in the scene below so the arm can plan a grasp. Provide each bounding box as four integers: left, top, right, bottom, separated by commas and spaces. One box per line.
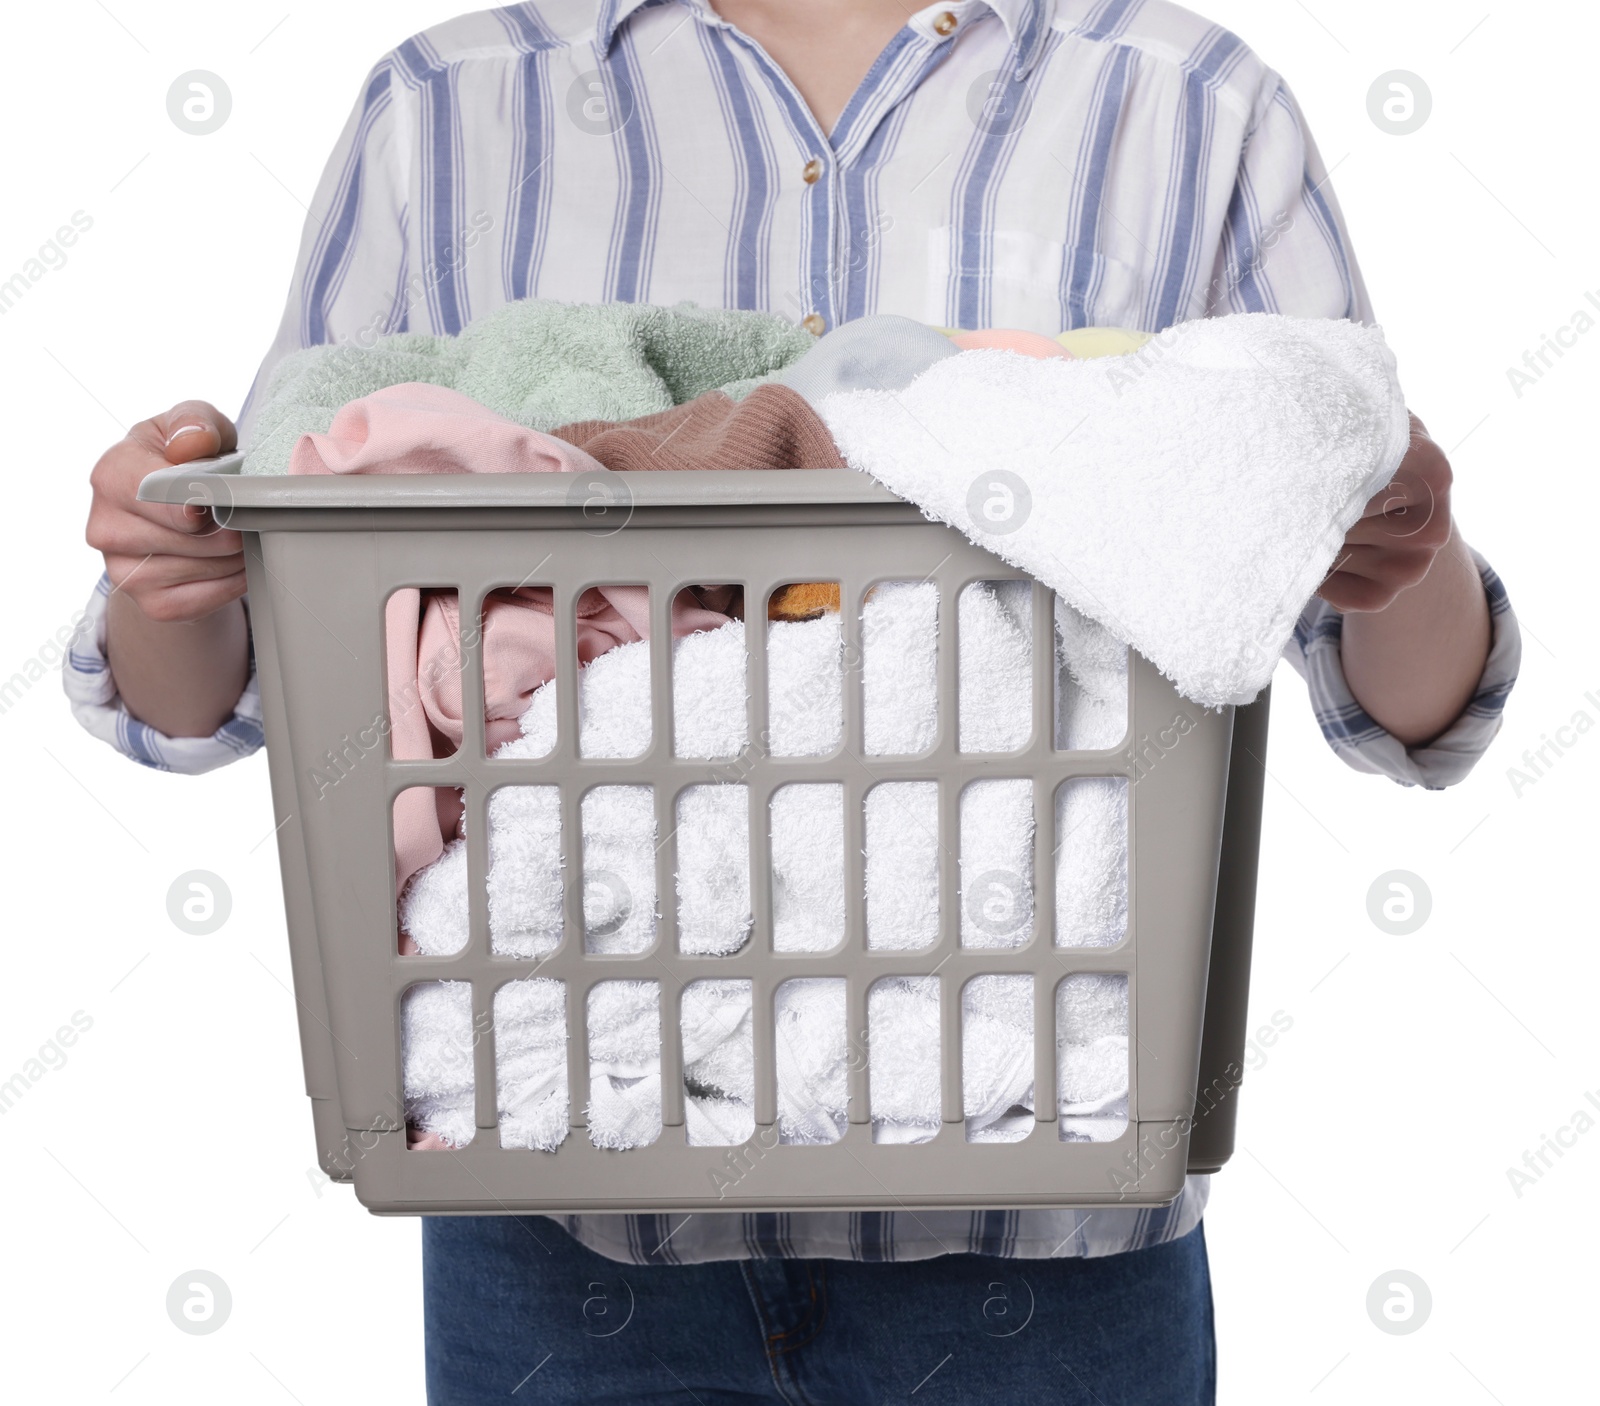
777, 313, 959, 407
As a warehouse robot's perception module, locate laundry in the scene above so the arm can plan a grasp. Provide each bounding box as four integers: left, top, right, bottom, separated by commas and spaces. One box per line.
244, 301, 1412, 1155
287, 381, 609, 477
551, 382, 846, 473
383, 582, 735, 900
282, 378, 844, 898
245, 296, 819, 476
818, 312, 1410, 707
775, 313, 961, 407
399, 582, 1135, 1149
259, 304, 1407, 710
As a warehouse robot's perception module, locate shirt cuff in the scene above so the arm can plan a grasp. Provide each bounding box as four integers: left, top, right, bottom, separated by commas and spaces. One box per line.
1282, 548, 1519, 790
61, 572, 264, 773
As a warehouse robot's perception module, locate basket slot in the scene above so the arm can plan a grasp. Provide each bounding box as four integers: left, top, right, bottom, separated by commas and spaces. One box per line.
959, 780, 1035, 949
956, 581, 1034, 755
770, 782, 845, 953
861, 580, 939, 758
586, 979, 663, 1149
675, 783, 752, 957
765, 580, 843, 758
773, 976, 847, 1145
394, 785, 469, 957
382, 585, 462, 762
400, 980, 476, 1148
1056, 972, 1131, 1144
579, 785, 658, 955
863, 781, 940, 953
681, 978, 755, 1146
867, 975, 941, 1143
1053, 777, 1130, 950
1052, 596, 1132, 753
492, 976, 569, 1151
962, 974, 1034, 1143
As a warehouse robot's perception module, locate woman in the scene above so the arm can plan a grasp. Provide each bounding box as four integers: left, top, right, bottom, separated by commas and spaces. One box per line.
75, 2, 1507, 1400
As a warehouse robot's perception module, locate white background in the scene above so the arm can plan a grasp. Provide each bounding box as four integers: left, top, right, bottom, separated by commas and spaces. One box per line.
0, 1, 1593, 1401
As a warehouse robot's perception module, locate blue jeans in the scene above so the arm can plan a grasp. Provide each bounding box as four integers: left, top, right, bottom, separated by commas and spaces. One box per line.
422, 1217, 1215, 1404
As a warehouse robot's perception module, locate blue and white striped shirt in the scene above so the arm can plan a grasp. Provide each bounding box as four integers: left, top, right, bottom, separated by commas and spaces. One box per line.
64, 0, 1518, 1263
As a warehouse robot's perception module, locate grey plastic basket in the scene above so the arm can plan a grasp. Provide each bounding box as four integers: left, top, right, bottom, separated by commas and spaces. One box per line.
140, 456, 1268, 1215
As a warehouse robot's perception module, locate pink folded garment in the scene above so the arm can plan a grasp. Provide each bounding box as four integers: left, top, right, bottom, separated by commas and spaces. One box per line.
287, 383, 736, 904
288, 381, 609, 476
947, 328, 1075, 360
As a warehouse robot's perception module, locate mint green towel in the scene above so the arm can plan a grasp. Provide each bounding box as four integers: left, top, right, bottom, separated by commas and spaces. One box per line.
244, 299, 817, 475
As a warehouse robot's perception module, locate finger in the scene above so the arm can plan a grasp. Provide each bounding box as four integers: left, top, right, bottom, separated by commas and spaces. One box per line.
1320, 542, 1433, 596
1344, 501, 1451, 551
123, 403, 239, 534
146, 401, 239, 462
116, 570, 249, 624
1317, 569, 1395, 613
91, 501, 244, 558
105, 547, 246, 586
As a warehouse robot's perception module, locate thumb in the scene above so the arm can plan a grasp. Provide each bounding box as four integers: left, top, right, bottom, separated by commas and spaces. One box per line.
153, 400, 238, 465
147, 401, 239, 534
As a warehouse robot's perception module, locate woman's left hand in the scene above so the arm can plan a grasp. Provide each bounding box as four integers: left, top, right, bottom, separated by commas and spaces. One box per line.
1318, 413, 1454, 612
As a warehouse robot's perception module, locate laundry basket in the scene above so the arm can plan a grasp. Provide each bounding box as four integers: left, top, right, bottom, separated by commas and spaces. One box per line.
141, 457, 1268, 1215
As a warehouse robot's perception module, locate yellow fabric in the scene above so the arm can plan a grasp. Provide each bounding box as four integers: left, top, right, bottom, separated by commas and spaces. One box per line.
1054, 327, 1154, 359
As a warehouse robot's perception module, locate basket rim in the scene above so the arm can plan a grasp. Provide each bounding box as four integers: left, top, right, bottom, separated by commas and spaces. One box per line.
139, 454, 909, 513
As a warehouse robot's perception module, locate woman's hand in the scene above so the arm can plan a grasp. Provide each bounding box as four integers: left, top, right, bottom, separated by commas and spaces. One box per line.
1319, 414, 1454, 612
84, 402, 252, 736
86, 401, 245, 621
1324, 414, 1491, 746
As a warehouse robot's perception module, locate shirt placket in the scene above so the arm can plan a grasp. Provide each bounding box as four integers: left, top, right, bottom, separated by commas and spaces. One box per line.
715, 3, 980, 335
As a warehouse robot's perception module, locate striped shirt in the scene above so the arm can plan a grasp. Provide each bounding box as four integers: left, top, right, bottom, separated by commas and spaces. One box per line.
63, 0, 1519, 1263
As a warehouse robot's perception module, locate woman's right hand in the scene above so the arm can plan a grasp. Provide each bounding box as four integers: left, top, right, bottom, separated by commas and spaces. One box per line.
85, 402, 253, 737
85, 401, 245, 622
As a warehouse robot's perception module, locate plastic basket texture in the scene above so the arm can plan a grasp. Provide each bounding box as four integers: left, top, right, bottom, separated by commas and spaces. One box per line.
141, 458, 1267, 1215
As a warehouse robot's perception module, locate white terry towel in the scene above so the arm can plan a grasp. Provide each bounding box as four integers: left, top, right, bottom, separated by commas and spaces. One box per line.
818, 313, 1410, 707
402, 588, 1136, 1149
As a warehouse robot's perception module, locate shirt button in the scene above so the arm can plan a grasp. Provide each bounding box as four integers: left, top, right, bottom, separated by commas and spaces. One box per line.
802, 313, 826, 336
933, 10, 958, 36
801, 157, 823, 184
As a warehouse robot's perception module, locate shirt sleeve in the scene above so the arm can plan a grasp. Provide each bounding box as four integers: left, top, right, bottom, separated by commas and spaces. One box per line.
236, 54, 410, 448
61, 572, 264, 774
1281, 549, 1520, 789
1207, 75, 1375, 323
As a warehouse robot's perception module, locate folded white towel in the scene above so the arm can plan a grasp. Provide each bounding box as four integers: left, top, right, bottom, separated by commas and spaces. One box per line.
819, 313, 1409, 707
401, 586, 1135, 1149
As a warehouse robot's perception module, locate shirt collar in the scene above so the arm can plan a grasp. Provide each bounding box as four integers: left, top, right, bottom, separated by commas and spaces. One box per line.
597, 0, 1055, 75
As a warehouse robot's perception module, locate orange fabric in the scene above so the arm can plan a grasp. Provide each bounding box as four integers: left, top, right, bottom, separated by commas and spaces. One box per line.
947, 328, 1076, 360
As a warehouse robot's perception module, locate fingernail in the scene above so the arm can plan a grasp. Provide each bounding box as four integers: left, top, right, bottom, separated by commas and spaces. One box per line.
165, 424, 206, 449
